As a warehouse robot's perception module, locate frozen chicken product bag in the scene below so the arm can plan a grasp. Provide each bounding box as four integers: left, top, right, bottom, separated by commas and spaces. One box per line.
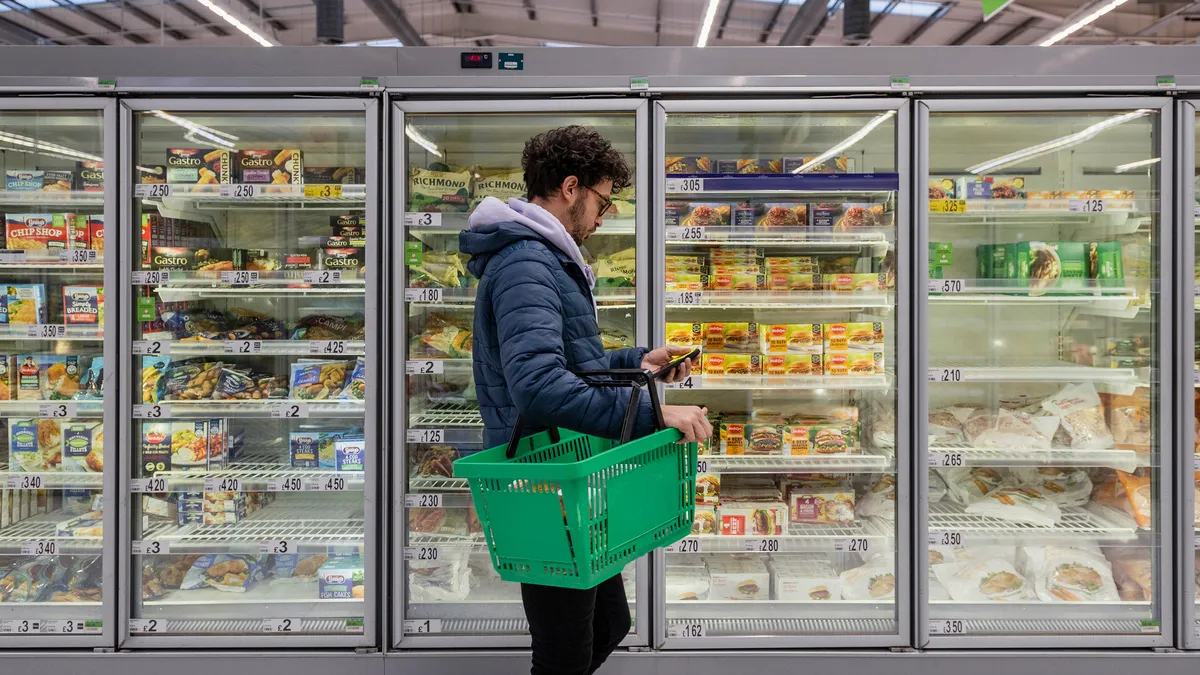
1023, 546, 1119, 602
839, 555, 895, 600
1041, 382, 1115, 449
856, 474, 896, 521
939, 467, 1005, 505
965, 486, 1063, 527
963, 409, 1051, 450
928, 470, 948, 503
1013, 467, 1091, 507
933, 559, 1034, 602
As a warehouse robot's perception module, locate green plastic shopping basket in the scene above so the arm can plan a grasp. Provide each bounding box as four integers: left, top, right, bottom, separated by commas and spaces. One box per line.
454, 368, 697, 589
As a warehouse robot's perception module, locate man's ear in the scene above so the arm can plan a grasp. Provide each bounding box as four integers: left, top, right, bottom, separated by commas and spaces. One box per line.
561, 175, 579, 204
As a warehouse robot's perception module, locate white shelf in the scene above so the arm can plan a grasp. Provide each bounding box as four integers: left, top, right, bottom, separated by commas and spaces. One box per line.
664, 226, 891, 251
158, 340, 366, 358
144, 583, 363, 621
146, 183, 367, 210
141, 502, 365, 555
405, 287, 634, 307
669, 374, 891, 391
0, 400, 103, 418
408, 476, 470, 493
702, 453, 892, 474
0, 190, 104, 207
408, 403, 482, 428
144, 400, 365, 419
928, 285, 1137, 312
410, 213, 634, 236
0, 511, 101, 554
151, 463, 364, 492
667, 290, 893, 310
927, 501, 1137, 544
667, 600, 893, 622
928, 359, 1141, 384
0, 467, 103, 489
929, 444, 1147, 472
675, 519, 892, 554
0, 325, 103, 342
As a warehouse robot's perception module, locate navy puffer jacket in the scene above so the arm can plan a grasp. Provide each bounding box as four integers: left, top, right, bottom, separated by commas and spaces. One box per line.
459, 219, 653, 450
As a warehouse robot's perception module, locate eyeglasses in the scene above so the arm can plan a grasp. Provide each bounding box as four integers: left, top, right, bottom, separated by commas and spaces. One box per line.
582, 185, 614, 218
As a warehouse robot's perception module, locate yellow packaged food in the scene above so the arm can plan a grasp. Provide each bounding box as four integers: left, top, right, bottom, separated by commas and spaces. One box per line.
825, 273, 887, 292
720, 322, 758, 351
665, 273, 705, 292
710, 247, 764, 261
723, 353, 760, 376
764, 353, 818, 376
709, 272, 763, 291
823, 322, 881, 352
784, 424, 812, 454
666, 322, 703, 347
761, 324, 822, 353
704, 323, 726, 350
767, 272, 820, 291
720, 416, 747, 455
824, 352, 881, 376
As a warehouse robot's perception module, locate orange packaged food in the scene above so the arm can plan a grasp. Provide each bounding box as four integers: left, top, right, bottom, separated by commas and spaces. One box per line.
1116, 470, 1152, 529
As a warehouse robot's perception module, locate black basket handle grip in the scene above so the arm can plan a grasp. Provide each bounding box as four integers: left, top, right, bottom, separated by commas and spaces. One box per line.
504, 366, 677, 459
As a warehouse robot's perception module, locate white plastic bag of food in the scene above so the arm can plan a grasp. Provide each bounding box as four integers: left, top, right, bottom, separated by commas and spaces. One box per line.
965, 486, 1063, 527
839, 555, 895, 600
928, 470, 948, 503
1023, 546, 1119, 602
857, 474, 896, 520
939, 467, 1005, 505
408, 545, 471, 602
932, 558, 1034, 602
1013, 467, 1092, 507
963, 409, 1051, 450
1041, 382, 1115, 449
928, 406, 973, 444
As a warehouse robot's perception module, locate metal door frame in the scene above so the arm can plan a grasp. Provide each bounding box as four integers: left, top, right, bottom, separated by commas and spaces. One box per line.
916, 96, 1175, 649
117, 97, 380, 649
1178, 99, 1198, 651
389, 97, 651, 650
652, 97, 912, 650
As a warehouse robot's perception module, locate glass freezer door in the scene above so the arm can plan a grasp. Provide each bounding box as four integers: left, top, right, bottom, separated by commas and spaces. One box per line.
919, 100, 1170, 646
122, 100, 378, 646
394, 101, 649, 646
655, 101, 908, 648
1186, 99, 1200, 651
0, 101, 114, 645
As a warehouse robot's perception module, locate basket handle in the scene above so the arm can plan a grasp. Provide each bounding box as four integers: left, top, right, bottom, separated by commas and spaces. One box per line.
504, 368, 671, 459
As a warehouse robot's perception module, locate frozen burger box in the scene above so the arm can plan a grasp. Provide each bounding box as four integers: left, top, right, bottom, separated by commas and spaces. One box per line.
666, 570, 711, 601
707, 562, 770, 601
770, 559, 842, 601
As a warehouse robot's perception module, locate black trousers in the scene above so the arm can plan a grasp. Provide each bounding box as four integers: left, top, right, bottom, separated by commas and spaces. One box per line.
521, 574, 632, 675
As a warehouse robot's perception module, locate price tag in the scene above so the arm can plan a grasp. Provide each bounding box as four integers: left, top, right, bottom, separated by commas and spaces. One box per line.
665, 376, 701, 390
303, 270, 342, 285
1068, 198, 1106, 213
133, 340, 168, 355
668, 623, 706, 638
132, 540, 169, 555
671, 538, 701, 553
403, 212, 442, 228
309, 340, 349, 355
403, 619, 442, 634
39, 402, 76, 418
0, 619, 35, 633
223, 340, 261, 355
833, 538, 871, 553
272, 403, 310, 419
267, 476, 305, 492
59, 249, 97, 264
664, 226, 706, 241
131, 477, 168, 493
1193, 455, 1200, 472
304, 184, 343, 199
744, 538, 781, 553
664, 291, 703, 305
405, 493, 443, 508
220, 184, 256, 199
403, 546, 441, 562
133, 404, 169, 419
1194, 537, 1199, 551
259, 540, 292, 554
314, 475, 348, 492
929, 620, 965, 635
204, 476, 241, 492
132, 270, 169, 285
221, 270, 259, 285
407, 429, 445, 444
928, 531, 964, 547
130, 618, 163, 633
41, 620, 89, 634
262, 618, 300, 633
928, 368, 964, 383
7, 475, 43, 489
928, 199, 966, 213
696, 459, 709, 473
21, 540, 57, 556
928, 279, 965, 294
929, 452, 965, 468
406, 360, 445, 375
665, 177, 705, 193
135, 184, 172, 199
0, 250, 25, 264
405, 288, 443, 303
27, 324, 66, 339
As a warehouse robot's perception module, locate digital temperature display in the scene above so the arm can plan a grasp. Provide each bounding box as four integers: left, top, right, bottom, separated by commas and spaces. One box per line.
460, 52, 493, 69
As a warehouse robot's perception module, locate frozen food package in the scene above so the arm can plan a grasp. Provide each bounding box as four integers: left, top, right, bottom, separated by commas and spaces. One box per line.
1115, 470, 1152, 529
471, 170, 525, 207
963, 409, 1051, 450
939, 467, 1005, 505
839, 555, 895, 600
1102, 389, 1151, 452
965, 486, 1063, 527
1041, 382, 1115, 449
1013, 467, 1091, 507
933, 559, 1034, 602
928, 470, 948, 503
928, 407, 969, 444
273, 554, 329, 583
788, 482, 855, 524
691, 504, 716, 535
1108, 550, 1152, 601
1022, 546, 1119, 602
666, 570, 710, 601
408, 545, 471, 602
856, 474, 896, 521
180, 555, 266, 593
408, 166, 471, 212
868, 397, 896, 449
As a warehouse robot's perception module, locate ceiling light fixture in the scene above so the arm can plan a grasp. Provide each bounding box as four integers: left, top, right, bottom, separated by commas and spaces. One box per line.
966, 109, 1152, 174
696, 0, 721, 47
152, 111, 238, 149
405, 125, 442, 157
194, 0, 278, 47
792, 110, 896, 174
1039, 0, 1131, 46
1114, 157, 1160, 173
0, 130, 102, 162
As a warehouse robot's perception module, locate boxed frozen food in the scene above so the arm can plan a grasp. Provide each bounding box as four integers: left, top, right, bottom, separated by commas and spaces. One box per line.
760, 324, 821, 354
717, 501, 785, 536
150, 247, 242, 272
928, 178, 957, 200
318, 554, 366, 599
704, 322, 758, 351
765, 272, 820, 291
771, 558, 841, 601
823, 352, 881, 377
289, 361, 347, 400
5, 170, 43, 191
166, 148, 230, 185
823, 322, 882, 352
6, 284, 45, 324
957, 176, 1028, 200
716, 158, 781, 174
234, 149, 301, 184
334, 437, 365, 472
703, 352, 760, 377
782, 156, 852, 174
63, 286, 101, 326
810, 423, 855, 454
666, 570, 711, 601
788, 481, 855, 524
315, 246, 365, 273
839, 556, 895, 600
710, 246, 765, 262
691, 503, 717, 533
408, 166, 472, 212
1088, 241, 1124, 287
764, 353, 822, 377
15, 354, 44, 400
55, 512, 102, 538
834, 203, 888, 229
666, 322, 703, 347
40, 170, 72, 193
933, 558, 1034, 601
754, 203, 807, 228
666, 202, 730, 228
965, 486, 1063, 527
720, 416, 747, 455
329, 214, 366, 237
707, 271, 763, 292
823, 273, 887, 293
745, 423, 783, 456
305, 166, 359, 184
76, 161, 103, 191
707, 560, 769, 601
665, 156, 712, 174
6, 213, 69, 250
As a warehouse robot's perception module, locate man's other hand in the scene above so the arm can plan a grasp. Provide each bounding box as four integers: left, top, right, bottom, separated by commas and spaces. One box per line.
661, 405, 711, 443
641, 345, 700, 383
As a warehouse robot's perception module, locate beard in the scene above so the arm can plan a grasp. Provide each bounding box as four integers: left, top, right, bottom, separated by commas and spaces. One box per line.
565, 197, 589, 245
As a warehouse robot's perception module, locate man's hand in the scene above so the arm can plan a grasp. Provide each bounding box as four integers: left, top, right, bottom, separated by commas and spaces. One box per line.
641, 345, 700, 383
662, 405, 711, 443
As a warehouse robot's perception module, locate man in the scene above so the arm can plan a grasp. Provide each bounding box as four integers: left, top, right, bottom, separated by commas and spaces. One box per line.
460, 125, 712, 675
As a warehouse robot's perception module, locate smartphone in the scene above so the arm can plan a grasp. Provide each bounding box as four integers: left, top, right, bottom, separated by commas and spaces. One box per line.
654, 347, 701, 380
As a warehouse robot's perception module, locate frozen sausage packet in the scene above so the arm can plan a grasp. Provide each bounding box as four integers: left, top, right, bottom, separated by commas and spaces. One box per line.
1020, 546, 1119, 602
1041, 382, 1115, 449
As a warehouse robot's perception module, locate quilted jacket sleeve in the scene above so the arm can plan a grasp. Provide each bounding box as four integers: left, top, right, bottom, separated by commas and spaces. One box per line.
605, 346, 649, 370
491, 247, 655, 440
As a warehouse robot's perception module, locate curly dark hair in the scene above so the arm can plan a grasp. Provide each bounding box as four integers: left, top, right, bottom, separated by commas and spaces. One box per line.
522, 125, 632, 200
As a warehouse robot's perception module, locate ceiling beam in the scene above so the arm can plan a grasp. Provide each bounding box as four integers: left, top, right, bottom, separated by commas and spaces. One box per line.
433, 12, 760, 47
522, 0, 536, 21
717, 0, 736, 38
760, 0, 787, 43
163, 0, 229, 37
236, 0, 285, 32
900, 0, 951, 45
813, 0, 841, 43
990, 15, 1037, 44
589, 0, 597, 27
51, 0, 149, 43
1029, 0, 1122, 45
779, 0, 829, 45
0, 12, 52, 44
0, 0, 105, 44
654, 0, 662, 45
1112, 0, 1200, 43
871, 0, 901, 29
360, 0, 425, 44
950, 18, 987, 44
111, 0, 188, 41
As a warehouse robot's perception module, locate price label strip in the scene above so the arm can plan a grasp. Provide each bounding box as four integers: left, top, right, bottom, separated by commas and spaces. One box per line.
267, 476, 306, 492
223, 340, 261, 355
7, 475, 44, 489
39, 402, 76, 418
135, 184, 173, 199
671, 538, 701, 554
403, 546, 441, 562
928, 279, 965, 294
130, 618, 166, 634
403, 619, 443, 634
132, 271, 169, 285
405, 288, 443, 303
130, 477, 169, 493
833, 538, 871, 553
260, 540, 292, 555
928, 531, 964, 547
133, 340, 169, 355
132, 540, 170, 555
262, 618, 301, 633
0, 250, 25, 264
41, 620, 99, 634
220, 184, 257, 199
664, 376, 702, 390
309, 340, 349, 356
743, 538, 781, 553
272, 403, 310, 419
303, 270, 342, 285
304, 184, 343, 199
1068, 198, 1106, 213
664, 227, 706, 241
27, 324, 67, 339
221, 270, 259, 285
928, 620, 966, 635
928, 199, 966, 213
664, 291, 703, 306
668, 622, 707, 639
312, 476, 348, 492
928, 368, 965, 383
665, 177, 705, 193
21, 541, 58, 556
133, 404, 170, 419
59, 249, 97, 264
204, 476, 241, 492
407, 428, 445, 444
403, 212, 442, 228
929, 452, 966, 468
406, 360, 446, 375
405, 493, 444, 509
